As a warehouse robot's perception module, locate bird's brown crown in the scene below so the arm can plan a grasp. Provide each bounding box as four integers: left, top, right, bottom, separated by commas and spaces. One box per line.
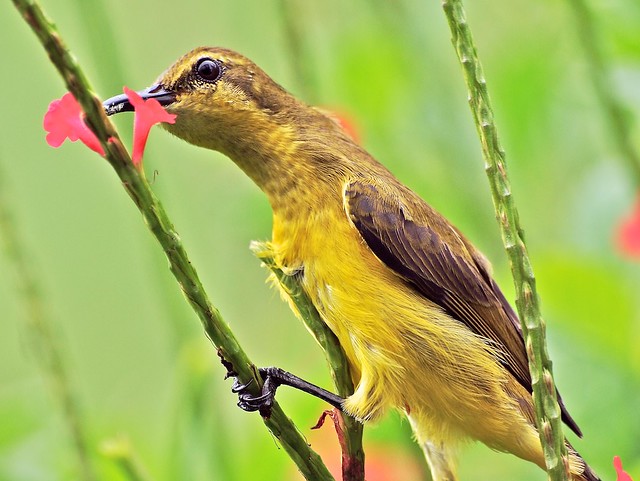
152, 47, 307, 156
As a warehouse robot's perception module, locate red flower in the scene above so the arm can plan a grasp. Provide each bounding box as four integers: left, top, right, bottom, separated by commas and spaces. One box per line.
123, 87, 176, 165
43, 93, 104, 156
616, 194, 640, 259
44, 88, 176, 166
614, 456, 634, 481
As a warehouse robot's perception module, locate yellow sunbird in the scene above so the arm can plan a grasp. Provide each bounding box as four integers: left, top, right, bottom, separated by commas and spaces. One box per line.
104, 47, 599, 481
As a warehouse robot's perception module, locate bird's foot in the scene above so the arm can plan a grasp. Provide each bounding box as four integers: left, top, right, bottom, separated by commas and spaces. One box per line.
233, 368, 283, 418
219, 351, 346, 418
220, 361, 283, 418
218, 350, 269, 414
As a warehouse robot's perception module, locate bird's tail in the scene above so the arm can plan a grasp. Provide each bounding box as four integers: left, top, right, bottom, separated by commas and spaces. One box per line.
579, 464, 601, 481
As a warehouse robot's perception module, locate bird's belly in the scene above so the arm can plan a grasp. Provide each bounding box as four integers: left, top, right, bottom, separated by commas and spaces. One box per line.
270, 221, 527, 445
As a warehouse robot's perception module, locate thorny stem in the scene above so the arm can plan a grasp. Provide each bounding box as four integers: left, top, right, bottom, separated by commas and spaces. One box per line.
441, 1, 570, 480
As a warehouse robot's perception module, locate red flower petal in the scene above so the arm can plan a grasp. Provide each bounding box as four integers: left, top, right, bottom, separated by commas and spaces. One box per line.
123, 87, 176, 166
615, 194, 640, 259
43, 93, 104, 156
614, 456, 634, 481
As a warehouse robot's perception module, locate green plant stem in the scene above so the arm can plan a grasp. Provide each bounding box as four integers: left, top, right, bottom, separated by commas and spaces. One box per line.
567, 0, 640, 186
12, 1, 334, 479
276, 0, 319, 103
0, 163, 97, 481
252, 242, 365, 481
440, 2, 570, 480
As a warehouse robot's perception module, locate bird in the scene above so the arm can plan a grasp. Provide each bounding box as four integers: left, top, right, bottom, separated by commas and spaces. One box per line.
103, 46, 600, 481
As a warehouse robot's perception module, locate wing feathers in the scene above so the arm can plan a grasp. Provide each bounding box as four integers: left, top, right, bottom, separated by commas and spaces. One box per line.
344, 179, 582, 437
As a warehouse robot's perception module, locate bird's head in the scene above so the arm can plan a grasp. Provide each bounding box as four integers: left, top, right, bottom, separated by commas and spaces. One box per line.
103, 47, 313, 161
103, 47, 360, 198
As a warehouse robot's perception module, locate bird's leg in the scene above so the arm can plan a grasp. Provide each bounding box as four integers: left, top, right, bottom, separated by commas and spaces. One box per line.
225, 364, 345, 418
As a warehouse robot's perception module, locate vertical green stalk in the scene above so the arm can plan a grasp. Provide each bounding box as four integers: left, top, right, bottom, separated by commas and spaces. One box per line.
567, 0, 640, 185
0, 162, 97, 481
71, 0, 126, 91
276, 0, 319, 103
11, 1, 335, 479
440, 2, 570, 480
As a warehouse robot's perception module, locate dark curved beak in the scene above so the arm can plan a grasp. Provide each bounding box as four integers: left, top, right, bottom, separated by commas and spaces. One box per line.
103, 84, 176, 116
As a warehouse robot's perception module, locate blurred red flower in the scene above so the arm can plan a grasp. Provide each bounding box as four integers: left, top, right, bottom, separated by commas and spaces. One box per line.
616, 195, 640, 259
332, 111, 360, 143
318, 108, 361, 144
123, 87, 176, 165
43, 92, 104, 156
614, 456, 634, 481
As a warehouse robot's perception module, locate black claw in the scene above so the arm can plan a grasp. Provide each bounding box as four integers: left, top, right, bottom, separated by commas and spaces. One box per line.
238, 391, 271, 403
219, 353, 275, 415
223, 367, 279, 418
231, 378, 253, 393
237, 400, 260, 412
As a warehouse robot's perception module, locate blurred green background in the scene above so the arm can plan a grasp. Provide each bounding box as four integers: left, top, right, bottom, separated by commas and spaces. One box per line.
1, 0, 639, 480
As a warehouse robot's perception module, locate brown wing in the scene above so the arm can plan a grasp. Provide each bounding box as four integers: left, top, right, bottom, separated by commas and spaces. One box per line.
344, 180, 581, 436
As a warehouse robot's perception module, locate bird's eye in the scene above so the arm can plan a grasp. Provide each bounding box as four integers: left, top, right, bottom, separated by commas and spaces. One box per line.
195, 58, 222, 82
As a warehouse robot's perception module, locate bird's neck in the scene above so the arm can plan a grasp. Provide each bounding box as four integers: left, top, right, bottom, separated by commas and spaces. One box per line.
219, 109, 356, 217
